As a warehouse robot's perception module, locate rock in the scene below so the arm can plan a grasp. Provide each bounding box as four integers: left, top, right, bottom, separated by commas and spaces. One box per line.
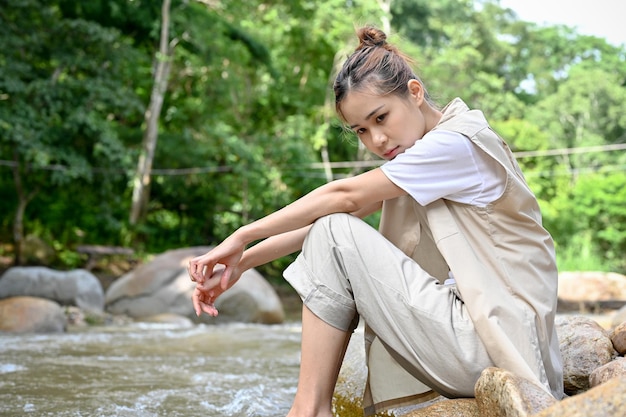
474, 367, 557, 417
610, 321, 626, 354
65, 305, 87, 326
589, 357, 626, 388
557, 271, 626, 312
333, 329, 481, 417
533, 376, 626, 417
401, 398, 479, 417
403, 367, 626, 417
0, 266, 104, 312
556, 315, 616, 394
335, 327, 368, 401
0, 296, 66, 333
104, 247, 284, 324
337, 315, 626, 417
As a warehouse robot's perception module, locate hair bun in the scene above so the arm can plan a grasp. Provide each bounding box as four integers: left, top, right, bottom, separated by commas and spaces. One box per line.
357, 26, 387, 49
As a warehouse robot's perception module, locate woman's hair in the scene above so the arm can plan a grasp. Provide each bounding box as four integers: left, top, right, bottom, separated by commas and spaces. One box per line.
333, 26, 429, 121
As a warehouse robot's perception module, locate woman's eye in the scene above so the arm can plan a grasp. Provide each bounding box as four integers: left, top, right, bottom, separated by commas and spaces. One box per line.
356, 128, 366, 135
376, 113, 387, 123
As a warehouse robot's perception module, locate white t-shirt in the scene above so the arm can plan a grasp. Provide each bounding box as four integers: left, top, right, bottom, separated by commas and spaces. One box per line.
380, 130, 506, 207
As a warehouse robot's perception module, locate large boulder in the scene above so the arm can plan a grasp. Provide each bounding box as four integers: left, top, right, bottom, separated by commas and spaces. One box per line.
104, 247, 284, 324
474, 367, 557, 417
0, 266, 104, 312
558, 271, 626, 311
0, 296, 66, 333
555, 315, 617, 395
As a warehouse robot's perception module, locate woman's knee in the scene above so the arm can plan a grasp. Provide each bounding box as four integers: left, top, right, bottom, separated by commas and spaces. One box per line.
308, 213, 363, 240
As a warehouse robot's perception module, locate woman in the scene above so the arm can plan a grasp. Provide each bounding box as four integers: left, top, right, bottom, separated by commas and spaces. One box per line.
188, 26, 563, 417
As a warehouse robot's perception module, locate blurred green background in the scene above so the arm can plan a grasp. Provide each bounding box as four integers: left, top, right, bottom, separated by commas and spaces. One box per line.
1, 0, 625, 282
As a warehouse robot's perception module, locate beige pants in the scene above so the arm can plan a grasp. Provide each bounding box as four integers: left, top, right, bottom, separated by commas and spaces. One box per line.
283, 213, 494, 398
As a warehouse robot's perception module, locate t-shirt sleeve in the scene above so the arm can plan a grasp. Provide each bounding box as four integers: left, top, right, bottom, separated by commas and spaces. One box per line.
380, 130, 496, 206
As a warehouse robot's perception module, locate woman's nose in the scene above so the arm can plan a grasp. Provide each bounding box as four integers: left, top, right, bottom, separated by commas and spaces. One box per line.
372, 130, 388, 146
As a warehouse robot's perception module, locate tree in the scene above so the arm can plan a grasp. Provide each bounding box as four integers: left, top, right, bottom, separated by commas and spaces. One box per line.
129, 0, 177, 225
0, 0, 144, 263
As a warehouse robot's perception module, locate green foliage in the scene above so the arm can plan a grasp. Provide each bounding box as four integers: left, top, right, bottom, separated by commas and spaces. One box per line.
570, 172, 626, 271
0, 0, 624, 278
555, 232, 611, 273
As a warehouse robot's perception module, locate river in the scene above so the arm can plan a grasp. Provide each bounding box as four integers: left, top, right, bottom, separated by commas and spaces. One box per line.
0, 322, 305, 417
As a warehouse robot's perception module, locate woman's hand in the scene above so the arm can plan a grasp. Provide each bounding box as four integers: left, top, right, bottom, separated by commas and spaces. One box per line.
191, 264, 242, 317
188, 234, 247, 317
188, 234, 245, 288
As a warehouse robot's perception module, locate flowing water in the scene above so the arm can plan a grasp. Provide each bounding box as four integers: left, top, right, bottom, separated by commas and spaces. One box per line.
0, 322, 304, 417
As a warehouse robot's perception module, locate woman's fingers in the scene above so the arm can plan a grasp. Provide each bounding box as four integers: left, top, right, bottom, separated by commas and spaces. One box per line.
220, 266, 232, 290
192, 287, 204, 316
192, 286, 219, 317
188, 254, 217, 285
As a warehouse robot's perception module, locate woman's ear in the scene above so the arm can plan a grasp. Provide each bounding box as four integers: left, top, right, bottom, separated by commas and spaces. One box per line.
407, 79, 424, 104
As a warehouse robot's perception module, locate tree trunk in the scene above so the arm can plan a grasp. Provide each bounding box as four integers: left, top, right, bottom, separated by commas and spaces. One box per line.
129, 0, 175, 224
11, 151, 37, 266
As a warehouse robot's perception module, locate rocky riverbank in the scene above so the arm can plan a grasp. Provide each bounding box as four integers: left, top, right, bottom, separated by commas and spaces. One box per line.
332, 314, 626, 417
1, 260, 626, 417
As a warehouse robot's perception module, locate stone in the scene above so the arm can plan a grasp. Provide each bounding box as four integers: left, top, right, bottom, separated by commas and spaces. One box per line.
589, 357, 626, 388
558, 271, 626, 304
0, 296, 66, 333
335, 328, 368, 401
555, 315, 616, 394
610, 321, 626, 354
0, 266, 104, 312
474, 367, 557, 417
105, 246, 284, 324
400, 398, 479, 417
533, 376, 626, 417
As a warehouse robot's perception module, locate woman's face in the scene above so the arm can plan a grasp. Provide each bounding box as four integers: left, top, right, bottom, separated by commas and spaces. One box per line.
339, 81, 429, 160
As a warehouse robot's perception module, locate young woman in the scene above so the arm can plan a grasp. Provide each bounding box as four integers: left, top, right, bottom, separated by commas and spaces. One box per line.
188, 26, 564, 417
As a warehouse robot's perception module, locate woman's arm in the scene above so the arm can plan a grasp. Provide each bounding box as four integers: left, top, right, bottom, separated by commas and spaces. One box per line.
188, 168, 402, 287
238, 226, 311, 272
239, 199, 383, 273
238, 168, 401, 245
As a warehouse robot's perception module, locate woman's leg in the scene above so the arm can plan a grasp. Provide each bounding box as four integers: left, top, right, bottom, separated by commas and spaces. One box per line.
284, 213, 493, 401
287, 305, 351, 417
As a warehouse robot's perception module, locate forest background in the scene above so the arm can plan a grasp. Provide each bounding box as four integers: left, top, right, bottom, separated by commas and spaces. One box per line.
1, 0, 625, 286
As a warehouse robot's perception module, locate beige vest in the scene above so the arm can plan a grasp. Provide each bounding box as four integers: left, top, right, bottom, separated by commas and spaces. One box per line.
363, 98, 564, 414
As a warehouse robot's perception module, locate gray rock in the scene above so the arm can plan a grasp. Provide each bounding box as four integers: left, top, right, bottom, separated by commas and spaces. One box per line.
556, 315, 617, 394
0, 296, 66, 333
105, 247, 284, 324
0, 266, 104, 312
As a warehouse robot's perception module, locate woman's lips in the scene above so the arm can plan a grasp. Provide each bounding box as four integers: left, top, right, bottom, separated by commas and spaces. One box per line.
384, 146, 400, 159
